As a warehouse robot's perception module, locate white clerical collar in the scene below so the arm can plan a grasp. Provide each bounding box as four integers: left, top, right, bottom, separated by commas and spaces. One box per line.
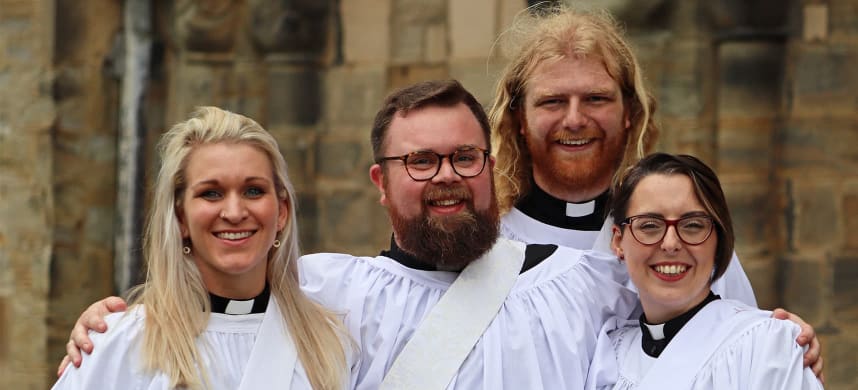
209, 285, 270, 315
565, 199, 596, 217
642, 322, 666, 340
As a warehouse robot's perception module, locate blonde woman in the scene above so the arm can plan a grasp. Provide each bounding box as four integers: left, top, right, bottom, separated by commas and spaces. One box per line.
53, 107, 350, 389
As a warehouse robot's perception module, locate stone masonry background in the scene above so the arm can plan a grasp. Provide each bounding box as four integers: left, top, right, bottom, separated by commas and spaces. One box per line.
1, 0, 856, 388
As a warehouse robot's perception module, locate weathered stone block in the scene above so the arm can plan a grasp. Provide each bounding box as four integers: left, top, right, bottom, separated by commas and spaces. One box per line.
388, 64, 448, 91
0, 296, 7, 364
449, 59, 501, 106
742, 257, 778, 309
341, 0, 391, 64
267, 68, 321, 127
845, 194, 858, 251
325, 66, 386, 127
717, 123, 774, 174
275, 132, 316, 191
316, 138, 367, 178
790, 182, 838, 250
721, 181, 773, 252
390, 0, 445, 63
825, 333, 858, 389
781, 257, 826, 324
828, 1, 858, 37
718, 42, 783, 117
449, 0, 495, 60
833, 254, 858, 322
295, 192, 320, 252
424, 23, 447, 63
318, 188, 390, 254
791, 44, 858, 116
780, 118, 858, 177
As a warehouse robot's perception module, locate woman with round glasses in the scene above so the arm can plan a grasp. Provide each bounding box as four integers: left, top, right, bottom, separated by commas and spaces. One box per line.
585, 153, 822, 389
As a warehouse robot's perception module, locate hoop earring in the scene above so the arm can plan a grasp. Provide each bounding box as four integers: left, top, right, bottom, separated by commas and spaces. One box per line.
183, 246, 191, 255
272, 239, 281, 248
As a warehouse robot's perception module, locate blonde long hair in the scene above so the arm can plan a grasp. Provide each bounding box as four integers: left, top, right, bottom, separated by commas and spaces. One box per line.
128, 106, 347, 389
489, 5, 659, 212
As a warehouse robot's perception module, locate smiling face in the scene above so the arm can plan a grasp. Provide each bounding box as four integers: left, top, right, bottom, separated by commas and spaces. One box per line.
521, 55, 630, 202
612, 173, 717, 324
370, 102, 499, 270
179, 142, 287, 298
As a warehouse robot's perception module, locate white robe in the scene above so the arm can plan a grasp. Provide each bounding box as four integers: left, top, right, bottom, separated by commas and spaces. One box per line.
585, 299, 823, 390
299, 238, 640, 390
501, 207, 758, 307
52, 296, 323, 390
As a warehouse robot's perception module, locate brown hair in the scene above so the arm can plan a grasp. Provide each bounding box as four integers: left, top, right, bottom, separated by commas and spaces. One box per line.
371, 79, 491, 160
609, 153, 734, 281
489, 5, 658, 212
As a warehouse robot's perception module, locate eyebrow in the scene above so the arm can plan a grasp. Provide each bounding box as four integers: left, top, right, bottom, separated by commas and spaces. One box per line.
190, 176, 272, 188
636, 211, 709, 218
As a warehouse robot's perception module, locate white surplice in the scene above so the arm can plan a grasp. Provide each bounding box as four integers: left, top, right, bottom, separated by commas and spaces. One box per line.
299, 238, 640, 390
585, 299, 824, 390
52, 296, 328, 390
501, 207, 758, 307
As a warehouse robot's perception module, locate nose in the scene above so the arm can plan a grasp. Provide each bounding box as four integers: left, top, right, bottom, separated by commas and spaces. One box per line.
431, 156, 463, 184
660, 225, 682, 253
562, 99, 587, 130
220, 193, 248, 223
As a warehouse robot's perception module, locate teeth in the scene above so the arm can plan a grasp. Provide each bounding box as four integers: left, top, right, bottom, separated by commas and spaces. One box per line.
431, 199, 460, 206
559, 139, 589, 146
217, 231, 253, 240
654, 264, 687, 275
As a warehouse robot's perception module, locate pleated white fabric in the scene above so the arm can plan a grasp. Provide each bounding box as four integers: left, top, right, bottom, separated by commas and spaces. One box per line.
501, 210, 758, 307
586, 299, 824, 390
299, 242, 640, 390
52, 296, 318, 390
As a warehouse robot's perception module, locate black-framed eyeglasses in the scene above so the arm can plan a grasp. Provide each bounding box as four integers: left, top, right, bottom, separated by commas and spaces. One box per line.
620, 214, 714, 246
376, 146, 490, 181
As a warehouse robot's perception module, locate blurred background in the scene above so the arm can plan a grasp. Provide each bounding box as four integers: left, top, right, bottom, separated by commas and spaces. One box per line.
1, 0, 856, 388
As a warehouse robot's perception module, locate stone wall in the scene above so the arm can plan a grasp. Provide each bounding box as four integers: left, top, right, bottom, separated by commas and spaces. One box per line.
0, 1, 55, 388
0, 0, 856, 388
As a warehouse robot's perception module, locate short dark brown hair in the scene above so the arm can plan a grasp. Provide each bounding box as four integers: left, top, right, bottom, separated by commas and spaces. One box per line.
609, 153, 734, 281
371, 79, 491, 161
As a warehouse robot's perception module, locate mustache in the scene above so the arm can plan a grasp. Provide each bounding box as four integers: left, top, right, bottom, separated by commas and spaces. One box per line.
423, 185, 472, 202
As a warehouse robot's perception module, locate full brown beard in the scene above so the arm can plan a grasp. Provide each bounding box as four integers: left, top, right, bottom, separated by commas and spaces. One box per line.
528, 129, 626, 195
388, 183, 500, 271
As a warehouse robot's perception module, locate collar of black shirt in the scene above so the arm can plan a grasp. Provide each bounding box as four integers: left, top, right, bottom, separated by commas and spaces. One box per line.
379, 235, 559, 274
639, 291, 721, 358
514, 181, 609, 231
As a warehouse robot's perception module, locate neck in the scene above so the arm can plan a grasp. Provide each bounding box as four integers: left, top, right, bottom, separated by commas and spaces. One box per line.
532, 173, 610, 203
641, 287, 713, 324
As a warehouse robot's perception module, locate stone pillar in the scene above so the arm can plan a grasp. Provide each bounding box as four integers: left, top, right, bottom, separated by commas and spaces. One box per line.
47, 0, 122, 382
780, 1, 858, 387
708, 0, 789, 309
658, 0, 719, 162
0, 1, 55, 387
250, 0, 331, 252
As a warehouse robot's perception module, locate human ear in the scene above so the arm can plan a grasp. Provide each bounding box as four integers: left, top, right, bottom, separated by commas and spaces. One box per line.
276, 198, 289, 232
369, 164, 389, 206
611, 225, 624, 259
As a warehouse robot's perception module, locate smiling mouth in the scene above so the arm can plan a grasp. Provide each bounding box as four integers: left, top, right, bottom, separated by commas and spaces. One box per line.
215, 231, 255, 240
429, 199, 463, 207
557, 139, 593, 146
652, 264, 688, 276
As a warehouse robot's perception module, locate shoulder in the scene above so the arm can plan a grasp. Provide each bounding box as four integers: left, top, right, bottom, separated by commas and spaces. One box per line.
52, 306, 154, 389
